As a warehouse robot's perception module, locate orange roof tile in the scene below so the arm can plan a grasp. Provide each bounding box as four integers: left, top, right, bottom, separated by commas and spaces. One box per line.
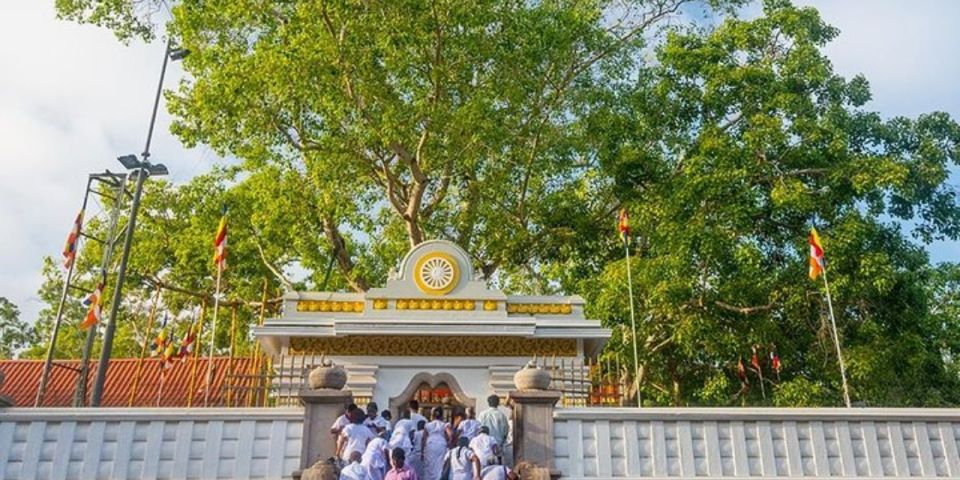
0, 356, 261, 407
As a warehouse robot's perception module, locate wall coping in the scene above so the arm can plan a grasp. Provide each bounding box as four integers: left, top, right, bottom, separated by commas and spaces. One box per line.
555, 407, 960, 422
0, 407, 304, 422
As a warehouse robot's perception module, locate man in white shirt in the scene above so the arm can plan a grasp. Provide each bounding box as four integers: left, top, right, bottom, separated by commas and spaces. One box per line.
469, 426, 500, 467
457, 407, 481, 441
339, 415, 376, 463
476, 395, 509, 455
408, 400, 428, 426
341, 451, 371, 480
333, 403, 360, 435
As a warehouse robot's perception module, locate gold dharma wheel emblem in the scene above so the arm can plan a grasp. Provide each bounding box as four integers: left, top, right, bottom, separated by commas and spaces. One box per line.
414, 252, 460, 295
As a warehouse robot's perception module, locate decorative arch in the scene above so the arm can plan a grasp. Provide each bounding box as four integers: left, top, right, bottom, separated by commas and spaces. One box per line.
388, 372, 477, 417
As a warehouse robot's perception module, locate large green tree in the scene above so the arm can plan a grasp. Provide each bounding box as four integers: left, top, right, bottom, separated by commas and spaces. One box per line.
44, 0, 960, 407
585, 0, 960, 406
0, 297, 38, 358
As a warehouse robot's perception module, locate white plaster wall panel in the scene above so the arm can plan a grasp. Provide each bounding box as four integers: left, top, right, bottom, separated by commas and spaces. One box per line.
0, 408, 302, 480
554, 408, 960, 479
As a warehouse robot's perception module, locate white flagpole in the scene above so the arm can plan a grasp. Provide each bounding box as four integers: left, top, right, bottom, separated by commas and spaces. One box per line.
623, 237, 642, 408
821, 267, 852, 408
204, 266, 223, 407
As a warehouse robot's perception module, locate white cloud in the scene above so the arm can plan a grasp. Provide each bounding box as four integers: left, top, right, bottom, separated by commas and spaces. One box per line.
0, 2, 214, 325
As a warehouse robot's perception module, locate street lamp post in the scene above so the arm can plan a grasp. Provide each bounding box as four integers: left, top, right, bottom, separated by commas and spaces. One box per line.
87, 39, 185, 407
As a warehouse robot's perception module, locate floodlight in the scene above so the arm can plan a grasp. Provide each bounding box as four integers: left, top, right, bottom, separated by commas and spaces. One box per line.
147, 163, 169, 176
117, 154, 140, 170
169, 48, 190, 61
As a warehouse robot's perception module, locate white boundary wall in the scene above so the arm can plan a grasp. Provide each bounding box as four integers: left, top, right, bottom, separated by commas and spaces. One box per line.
554, 408, 960, 479
0, 408, 303, 480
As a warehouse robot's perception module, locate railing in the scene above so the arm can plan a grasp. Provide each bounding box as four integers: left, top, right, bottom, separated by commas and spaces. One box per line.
220, 353, 371, 408
542, 356, 629, 407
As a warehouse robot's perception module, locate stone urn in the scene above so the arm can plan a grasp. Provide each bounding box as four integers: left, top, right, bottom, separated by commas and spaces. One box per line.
307, 356, 347, 390
513, 360, 552, 391
300, 459, 339, 480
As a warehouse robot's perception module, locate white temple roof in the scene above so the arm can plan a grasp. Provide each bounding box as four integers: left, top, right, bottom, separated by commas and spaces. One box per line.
253, 240, 611, 354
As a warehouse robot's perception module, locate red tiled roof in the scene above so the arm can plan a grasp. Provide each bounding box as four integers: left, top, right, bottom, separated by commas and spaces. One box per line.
0, 356, 261, 407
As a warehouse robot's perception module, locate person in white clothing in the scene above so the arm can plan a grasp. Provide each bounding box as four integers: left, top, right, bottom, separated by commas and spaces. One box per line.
468, 427, 499, 467
365, 403, 381, 432
375, 410, 393, 435
341, 451, 371, 480
423, 408, 452, 480
476, 396, 509, 463
408, 400, 428, 426
457, 407, 480, 441
389, 410, 415, 456
410, 420, 427, 480
340, 415, 376, 463
445, 437, 481, 480
362, 430, 391, 480
333, 403, 361, 434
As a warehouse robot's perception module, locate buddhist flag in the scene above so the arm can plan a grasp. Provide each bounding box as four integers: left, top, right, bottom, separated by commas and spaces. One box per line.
177, 321, 198, 360
618, 209, 630, 242
808, 228, 825, 280
213, 212, 227, 272
736, 357, 749, 386
63, 210, 84, 269
79, 270, 105, 330
771, 350, 782, 380
150, 314, 169, 356
162, 335, 177, 370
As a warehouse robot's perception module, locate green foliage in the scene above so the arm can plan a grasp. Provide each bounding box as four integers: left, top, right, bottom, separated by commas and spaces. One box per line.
46, 0, 960, 407
585, 0, 960, 406
54, 0, 162, 42
0, 297, 38, 359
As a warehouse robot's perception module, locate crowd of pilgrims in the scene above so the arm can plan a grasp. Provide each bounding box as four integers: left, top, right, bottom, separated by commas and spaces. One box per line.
333, 395, 519, 480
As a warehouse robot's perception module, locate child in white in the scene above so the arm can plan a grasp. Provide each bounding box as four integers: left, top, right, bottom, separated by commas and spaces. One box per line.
341, 451, 371, 480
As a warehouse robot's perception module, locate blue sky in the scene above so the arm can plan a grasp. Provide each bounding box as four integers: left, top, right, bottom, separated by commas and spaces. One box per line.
0, 0, 957, 325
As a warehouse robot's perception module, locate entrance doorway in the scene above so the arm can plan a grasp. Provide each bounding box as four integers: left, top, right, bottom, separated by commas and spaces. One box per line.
389, 372, 476, 422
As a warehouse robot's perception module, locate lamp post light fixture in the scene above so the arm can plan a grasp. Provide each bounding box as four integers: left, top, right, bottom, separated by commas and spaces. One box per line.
88, 155, 167, 407
87, 38, 184, 407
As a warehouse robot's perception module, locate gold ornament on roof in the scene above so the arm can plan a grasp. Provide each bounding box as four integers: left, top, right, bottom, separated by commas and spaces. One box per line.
413, 252, 460, 295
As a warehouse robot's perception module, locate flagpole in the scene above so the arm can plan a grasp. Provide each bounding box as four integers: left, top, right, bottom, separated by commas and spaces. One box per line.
204, 266, 223, 407
623, 238, 642, 408
821, 267, 852, 408
128, 286, 162, 406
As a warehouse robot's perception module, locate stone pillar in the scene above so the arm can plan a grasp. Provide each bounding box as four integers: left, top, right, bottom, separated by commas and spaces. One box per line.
299, 389, 353, 471
295, 360, 352, 480
509, 390, 561, 472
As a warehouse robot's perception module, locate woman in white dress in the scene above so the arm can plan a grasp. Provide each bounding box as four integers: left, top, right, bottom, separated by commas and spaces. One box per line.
446, 436, 481, 480
423, 408, 452, 480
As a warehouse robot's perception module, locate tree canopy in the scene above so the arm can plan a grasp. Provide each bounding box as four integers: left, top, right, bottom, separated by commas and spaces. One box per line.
26, 0, 960, 406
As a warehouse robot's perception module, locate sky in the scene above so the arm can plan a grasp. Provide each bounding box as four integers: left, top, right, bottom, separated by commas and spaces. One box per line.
0, 1, 958, 327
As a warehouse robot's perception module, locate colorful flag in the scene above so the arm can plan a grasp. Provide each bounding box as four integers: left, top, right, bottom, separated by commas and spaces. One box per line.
79, 270, 105, 330
162, 334, 177, 370
618, 209, 630, 242
736, 357, 749, 385
808, 227, 825, 280
177, 321, 199, 360
150, 314, 170, 357
750, 346, 762, 374
62, 210, 84, 269
213, 212, 228, 272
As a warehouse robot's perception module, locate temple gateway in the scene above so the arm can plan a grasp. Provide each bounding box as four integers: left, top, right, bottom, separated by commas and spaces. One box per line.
253, 240, 611, 412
